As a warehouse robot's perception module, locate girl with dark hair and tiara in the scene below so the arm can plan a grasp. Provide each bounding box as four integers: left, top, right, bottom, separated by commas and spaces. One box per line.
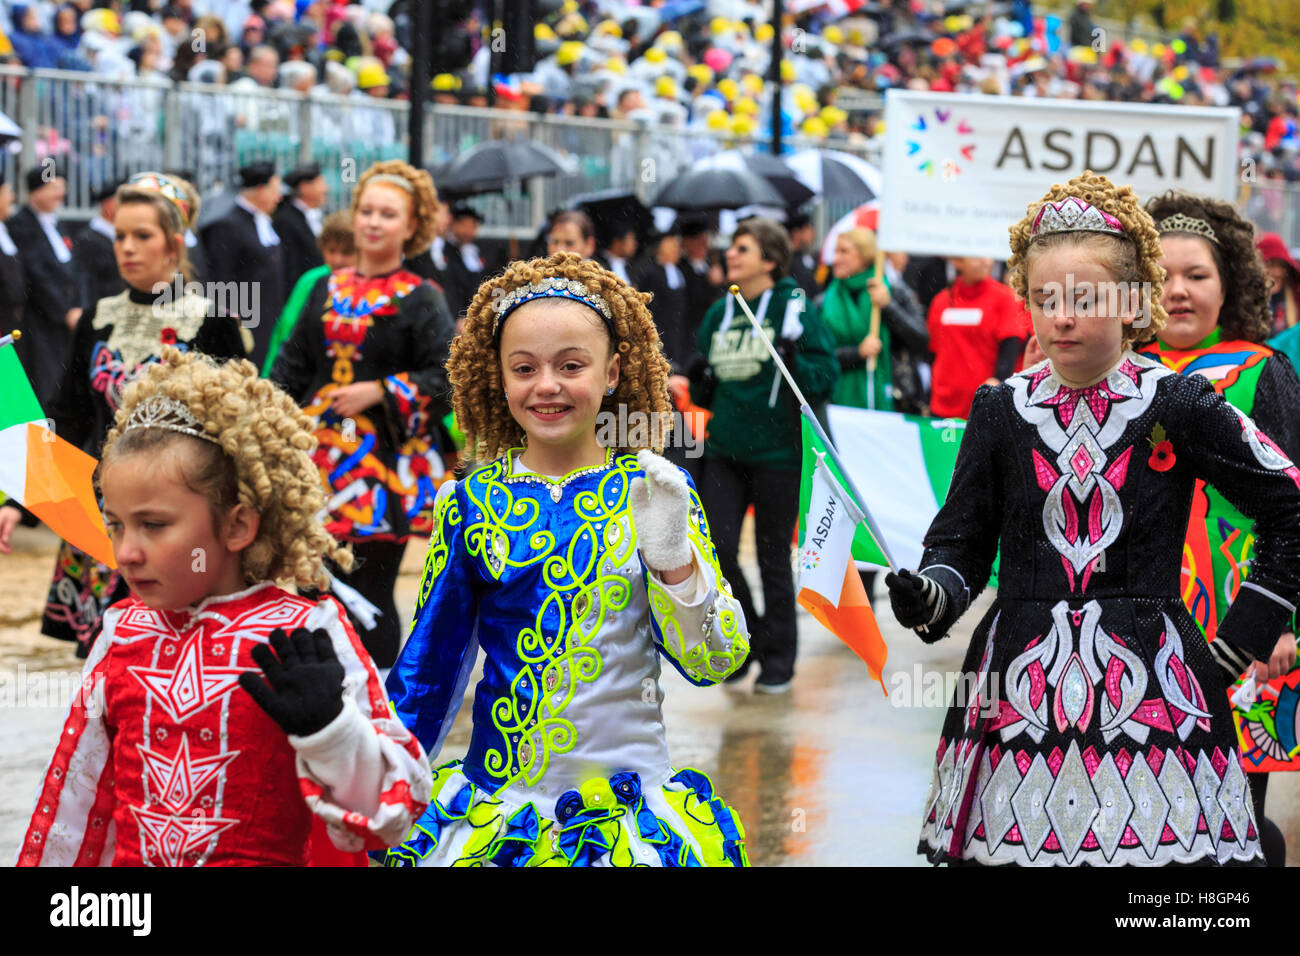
384, 252, 751, 867
1139, 191, 1300, 866
0, 171, 246, 657
886, 171, 1300, 867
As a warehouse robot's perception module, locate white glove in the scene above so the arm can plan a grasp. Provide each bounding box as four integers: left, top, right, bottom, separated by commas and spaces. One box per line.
629, 449, 693, 572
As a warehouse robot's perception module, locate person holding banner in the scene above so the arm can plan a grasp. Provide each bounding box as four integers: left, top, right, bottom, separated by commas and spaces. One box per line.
887, 171, 1300, 867
689, 218, 839, 692
1139, 190, 1300, 867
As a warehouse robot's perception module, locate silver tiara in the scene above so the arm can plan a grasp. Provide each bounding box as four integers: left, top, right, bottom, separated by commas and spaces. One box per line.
1030, 196, 1126, 238
1156, 213, 1218, 245
493, 277, 614, 335
122, 396, 221, 445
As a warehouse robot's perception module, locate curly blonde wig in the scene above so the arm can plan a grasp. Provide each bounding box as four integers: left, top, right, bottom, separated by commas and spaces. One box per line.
1145, 190, 1272, 344
1007, 170, 1167, 346
448, 252, 674, 463
99, 348, 353, 590
349, 159, 439, 258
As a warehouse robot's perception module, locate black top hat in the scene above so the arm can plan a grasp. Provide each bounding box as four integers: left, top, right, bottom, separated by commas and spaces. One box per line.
450, 202, 484, 222
237, 161, 277, 188
25, 164, 64, 193
91, 178, 124, 204
677, 212, 711, 238
284, 163, 323, 189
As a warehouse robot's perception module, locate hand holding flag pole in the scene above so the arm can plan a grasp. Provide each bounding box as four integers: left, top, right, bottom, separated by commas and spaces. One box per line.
727, 285, 898, 573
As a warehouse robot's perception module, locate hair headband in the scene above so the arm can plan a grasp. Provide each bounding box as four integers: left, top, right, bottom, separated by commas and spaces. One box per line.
366, 172, 414, 194
493, 277, 616, 342
122, 395, 221, 445
125, 172, 193, 230
1030, 196, 1126, 239
1156, 213, 1218, 245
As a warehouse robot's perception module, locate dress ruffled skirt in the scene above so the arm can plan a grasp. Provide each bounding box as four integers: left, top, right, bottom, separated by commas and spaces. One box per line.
385, 761, 748, 867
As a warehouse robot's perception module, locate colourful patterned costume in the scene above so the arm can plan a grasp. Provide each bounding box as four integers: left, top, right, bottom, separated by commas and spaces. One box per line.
385, 449, 751, 867
42, 287, 245, 653
912, 352, 1300, 866
1141, 332, 1300, 773
16, 584, 431, 866
269, 267, 455, 543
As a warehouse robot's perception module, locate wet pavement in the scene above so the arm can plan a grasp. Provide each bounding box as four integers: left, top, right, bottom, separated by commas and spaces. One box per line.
4, 522, 1300, 866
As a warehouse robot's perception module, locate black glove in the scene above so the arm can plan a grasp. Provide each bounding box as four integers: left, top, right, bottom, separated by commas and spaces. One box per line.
239, 627, 345, 737
885, 569, 948, 632
686, 353, 717, 408
775, 336, 799, 371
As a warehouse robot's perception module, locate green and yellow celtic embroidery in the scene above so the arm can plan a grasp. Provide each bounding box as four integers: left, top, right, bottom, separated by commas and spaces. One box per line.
410, 487, 461, 625
473, 456, 649, 789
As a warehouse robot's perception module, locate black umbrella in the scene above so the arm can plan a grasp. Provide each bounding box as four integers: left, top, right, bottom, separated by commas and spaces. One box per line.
879, 27, 934, 50
434, 141, 572, 196
653, 167, 786, 212
689, 151, 814, 208
567, 188, 655, 246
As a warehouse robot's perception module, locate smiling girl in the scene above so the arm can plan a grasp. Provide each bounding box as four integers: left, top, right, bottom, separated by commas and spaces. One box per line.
18, 348, 430, 866
886, 171, 1300, 866
270, 160, 456, 672
0, 172, 245, 656
384, 252, 751, 867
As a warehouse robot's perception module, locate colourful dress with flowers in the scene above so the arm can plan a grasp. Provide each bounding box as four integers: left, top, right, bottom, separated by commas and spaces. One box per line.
384, 449, 751, 867
42, 286, 246, 654
912, 351, 1300, 866
1141, 332, 1300, 772
268, 267, 455, 543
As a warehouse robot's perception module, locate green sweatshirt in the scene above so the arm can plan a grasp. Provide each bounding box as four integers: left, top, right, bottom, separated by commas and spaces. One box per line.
261, 264, 331, 377
691, 276, 838, 469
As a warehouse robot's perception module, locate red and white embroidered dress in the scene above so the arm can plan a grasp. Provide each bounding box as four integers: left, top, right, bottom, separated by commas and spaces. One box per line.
17, 583, 431, 867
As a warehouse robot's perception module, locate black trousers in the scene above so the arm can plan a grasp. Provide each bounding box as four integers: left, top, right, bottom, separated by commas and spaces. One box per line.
698, 455, 801, 681
331, 538, 408, 669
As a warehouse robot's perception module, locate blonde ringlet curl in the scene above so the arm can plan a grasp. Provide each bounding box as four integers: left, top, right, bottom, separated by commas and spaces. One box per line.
449, 252, 674, 463
99, 348, 353, 590
349, 159, 439, 258
1007, 170, 1167, 346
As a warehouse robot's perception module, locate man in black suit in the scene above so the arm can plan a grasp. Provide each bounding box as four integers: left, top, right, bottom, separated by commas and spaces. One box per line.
7, 166, 79, 406
73, 179, 125, 312
633, 224, 691, 372
201, 161, 286, 368
403, 196, 453, 306
442, 202, 487, 320
0, 171, 25, 339
679, 213, 723, 337
787, 212, 822, 298
598, 219, 638, 286
274, 162, 327, 293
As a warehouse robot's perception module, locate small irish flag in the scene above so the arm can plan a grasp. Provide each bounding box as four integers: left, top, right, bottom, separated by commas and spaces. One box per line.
796, 413, 888, 691
0, 336, 116, 567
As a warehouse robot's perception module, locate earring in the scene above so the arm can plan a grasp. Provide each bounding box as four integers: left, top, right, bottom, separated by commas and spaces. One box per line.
605, 386, 615, 396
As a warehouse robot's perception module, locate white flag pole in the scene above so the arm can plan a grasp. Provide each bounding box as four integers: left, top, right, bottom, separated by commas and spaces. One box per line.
728, 285, 899, 572
0, 330, 22, 349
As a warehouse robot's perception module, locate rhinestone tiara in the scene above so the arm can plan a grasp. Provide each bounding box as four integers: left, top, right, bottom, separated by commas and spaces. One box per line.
122, 396, 221, 445
493, 277, 614, 337
1030, 196, 1126, 239
1156, 213, 1219, 245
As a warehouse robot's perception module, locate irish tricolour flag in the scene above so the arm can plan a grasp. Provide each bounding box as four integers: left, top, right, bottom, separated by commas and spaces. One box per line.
0, 339, 116, 566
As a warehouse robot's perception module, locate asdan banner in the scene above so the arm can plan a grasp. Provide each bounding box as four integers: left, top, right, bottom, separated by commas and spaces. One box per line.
878, 91, 1241, 258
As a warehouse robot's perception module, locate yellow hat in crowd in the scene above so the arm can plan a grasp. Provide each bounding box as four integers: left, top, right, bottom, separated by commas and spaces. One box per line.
735, 96, 760, 116
820, 105, 847, 127
707, 109, 731, 130
731, 115, 757, 137
432, 73, 460, 91
356, 58, 388, 89
535, 23, 557, 42
780, 59, 795, 82
823, 25, 844, 45
83, 8, 121, 35
741, 73, 763, 95
755, 22, 775, 43
603, 57, 626, 74
717, 77, 739, 100
593, 19, 622, 38
688, 64, 714, 86
793, 86, 818, 113
802, 116, 828, 137
710, 17, 729, 35
557, 41, 585, 66
644, 46, 667, 64
562, 0, 578, 12
658, 30, 684, 49
655, 76, 678, 99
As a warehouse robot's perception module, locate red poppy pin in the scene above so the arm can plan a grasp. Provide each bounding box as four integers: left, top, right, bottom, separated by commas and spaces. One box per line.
1148, 423, 1175, 472
159, 327, 178, 346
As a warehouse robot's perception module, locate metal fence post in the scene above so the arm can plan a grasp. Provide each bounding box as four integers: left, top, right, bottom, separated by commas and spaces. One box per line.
298, 94, 313, 165
18, 72, 36, 196
163, 84, 182, 171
